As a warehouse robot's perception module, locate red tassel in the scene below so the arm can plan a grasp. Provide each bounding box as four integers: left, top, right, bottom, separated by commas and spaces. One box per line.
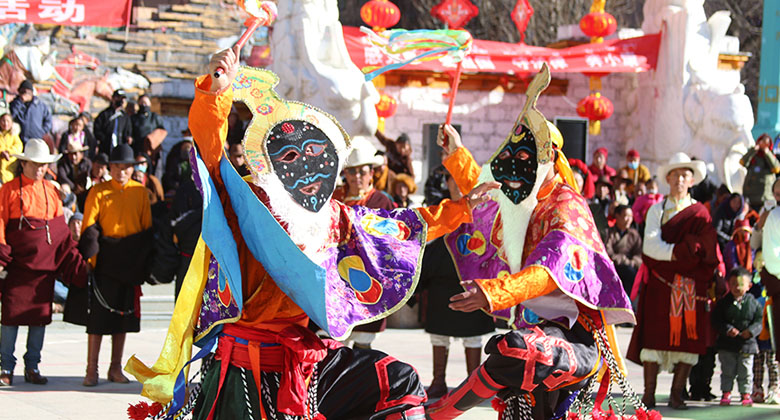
149, 402, 164, 417
592, 408, 607, 420
491, 397, 507, 415
127, 402, 152, 420
127, 401, 164, 420
606, 410, 620, 420
312, 414, 327, 420
634, 408, 662, 420
621, 415, 638, 420
635, 408, 647, 420
567, 412, 583, 420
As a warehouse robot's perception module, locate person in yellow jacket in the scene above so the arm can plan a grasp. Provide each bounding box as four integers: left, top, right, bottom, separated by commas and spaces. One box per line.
0, 113, 22, 184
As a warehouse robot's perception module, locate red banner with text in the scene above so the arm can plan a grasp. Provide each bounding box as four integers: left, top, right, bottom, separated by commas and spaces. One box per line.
344, 26, 661, 75
0, 0, 132, 27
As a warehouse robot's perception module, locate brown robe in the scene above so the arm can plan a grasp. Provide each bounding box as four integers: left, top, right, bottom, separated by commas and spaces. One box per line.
0, 215, 87, 326
627, 203, 719, 362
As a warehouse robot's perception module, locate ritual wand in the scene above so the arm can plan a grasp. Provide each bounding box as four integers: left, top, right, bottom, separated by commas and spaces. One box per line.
360, 28, 472, 147
213, 0, 278, 78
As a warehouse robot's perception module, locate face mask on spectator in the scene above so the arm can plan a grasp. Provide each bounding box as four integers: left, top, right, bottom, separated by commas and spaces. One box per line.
135, 163, 147, 173
138, 105, 150, 114
628, 161, 639, 170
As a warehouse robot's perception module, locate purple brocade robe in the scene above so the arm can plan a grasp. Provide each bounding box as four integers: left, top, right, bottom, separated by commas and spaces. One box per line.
445, 180, 634, 329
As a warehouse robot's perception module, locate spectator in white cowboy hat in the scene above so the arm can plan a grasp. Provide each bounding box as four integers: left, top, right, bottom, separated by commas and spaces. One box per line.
332, 136, 394, 211
0, 138, 87, 387
57, 139, 92, 196
627, 152, 721, 409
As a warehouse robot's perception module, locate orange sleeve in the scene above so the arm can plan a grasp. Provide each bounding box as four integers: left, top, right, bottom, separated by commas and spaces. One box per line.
0, 184, 9, 246
189, 75, 233, 174
417, 198, 472, 241
443, 146, 481, 195
475, 266, 558, 312
81, 186, 99, 234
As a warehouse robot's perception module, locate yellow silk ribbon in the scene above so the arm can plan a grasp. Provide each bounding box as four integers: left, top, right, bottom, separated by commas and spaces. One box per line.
124, 238, 210, 403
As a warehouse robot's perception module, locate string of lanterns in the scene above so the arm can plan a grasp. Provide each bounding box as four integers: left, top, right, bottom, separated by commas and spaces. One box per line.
361, 0, 402, 128
576, 0, 617, 135
361, 0, 617, 136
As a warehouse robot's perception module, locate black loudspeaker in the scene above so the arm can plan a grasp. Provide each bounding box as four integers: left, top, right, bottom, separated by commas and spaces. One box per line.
422, 123, 461, 177
553, 117, 588, 162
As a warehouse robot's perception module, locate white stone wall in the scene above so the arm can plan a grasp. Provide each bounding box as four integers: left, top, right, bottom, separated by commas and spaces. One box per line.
379, 72, 637, 185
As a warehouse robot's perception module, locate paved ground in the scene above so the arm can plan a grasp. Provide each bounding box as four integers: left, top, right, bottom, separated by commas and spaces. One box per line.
0, 284, 778, 419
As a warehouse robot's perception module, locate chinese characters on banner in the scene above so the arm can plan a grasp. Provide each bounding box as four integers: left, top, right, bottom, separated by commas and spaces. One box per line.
344, 26, 661, 75
0, 0, 132, 27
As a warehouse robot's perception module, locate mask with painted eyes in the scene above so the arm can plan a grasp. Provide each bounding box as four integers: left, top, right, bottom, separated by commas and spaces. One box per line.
490, 124, 538, 204
266, 120, 339, 212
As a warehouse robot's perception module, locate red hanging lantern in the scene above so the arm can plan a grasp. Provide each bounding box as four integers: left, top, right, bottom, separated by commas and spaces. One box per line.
375, 92, 397, 119
576, 92, 614, 135
375, 92, 397, 132
360, 0, 401, 32
431, 0, 479, 29
511, 0, 534, 44
579, 11, 617, 39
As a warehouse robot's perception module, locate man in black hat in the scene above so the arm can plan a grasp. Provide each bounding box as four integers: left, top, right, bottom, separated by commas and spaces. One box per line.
64, 143, 152, 387
9, 80, 52, 144
94, 90, 133, 156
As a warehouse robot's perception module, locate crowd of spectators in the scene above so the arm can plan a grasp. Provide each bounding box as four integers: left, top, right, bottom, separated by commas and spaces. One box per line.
0, 80, 204, 388
3, 76, 780, 414
486, 136, 780, 408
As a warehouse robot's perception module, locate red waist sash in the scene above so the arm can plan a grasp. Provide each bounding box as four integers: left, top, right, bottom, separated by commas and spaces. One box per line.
208, 322, 334, 418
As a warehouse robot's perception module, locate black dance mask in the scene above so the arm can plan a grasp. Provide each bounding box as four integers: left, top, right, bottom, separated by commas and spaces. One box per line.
267, 120, 338, 212
490, 124, 538, 204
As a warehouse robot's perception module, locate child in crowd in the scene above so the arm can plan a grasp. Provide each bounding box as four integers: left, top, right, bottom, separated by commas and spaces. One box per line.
631, 178, 662, 229
723, 219, 754, 272
713, 267, 764, 406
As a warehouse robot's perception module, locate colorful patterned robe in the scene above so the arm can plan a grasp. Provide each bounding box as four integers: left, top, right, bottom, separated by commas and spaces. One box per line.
443, 148, 634, 329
